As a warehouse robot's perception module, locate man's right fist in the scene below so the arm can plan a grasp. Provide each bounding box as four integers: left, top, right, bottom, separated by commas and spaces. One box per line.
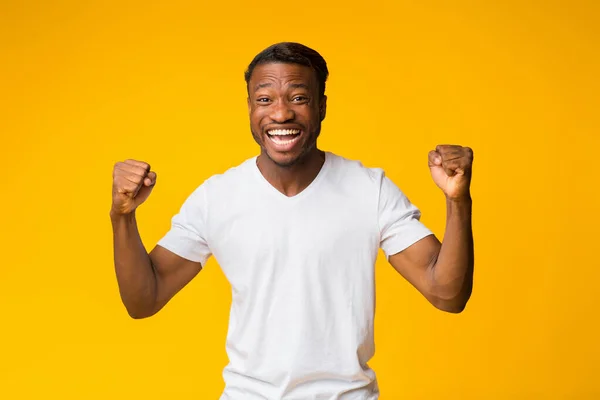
111, 159, 157, 215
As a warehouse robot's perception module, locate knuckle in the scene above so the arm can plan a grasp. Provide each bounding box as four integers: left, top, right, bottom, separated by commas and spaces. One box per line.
113, 176, 126, 187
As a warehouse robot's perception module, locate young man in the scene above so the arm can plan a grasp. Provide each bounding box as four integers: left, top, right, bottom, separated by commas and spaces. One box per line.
110, 42, 474, 399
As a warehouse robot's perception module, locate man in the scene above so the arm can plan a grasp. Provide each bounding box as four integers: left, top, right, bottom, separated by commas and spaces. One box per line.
110, 42, 474, 399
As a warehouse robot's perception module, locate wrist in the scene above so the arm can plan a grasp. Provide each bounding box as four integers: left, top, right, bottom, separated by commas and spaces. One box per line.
445, 194, 472, 220
110, 209, 136, 223
445, 192, 472, 204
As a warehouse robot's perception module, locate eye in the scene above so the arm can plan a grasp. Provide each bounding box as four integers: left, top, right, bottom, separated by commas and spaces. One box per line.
256, 98, 271, 103
292, 96, 308, 102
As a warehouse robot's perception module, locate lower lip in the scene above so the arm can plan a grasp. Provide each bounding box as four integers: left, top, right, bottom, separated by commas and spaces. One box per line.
266, 133, 302, 152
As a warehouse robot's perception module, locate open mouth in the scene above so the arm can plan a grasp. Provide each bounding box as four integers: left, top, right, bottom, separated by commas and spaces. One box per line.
266, 129, 302, 147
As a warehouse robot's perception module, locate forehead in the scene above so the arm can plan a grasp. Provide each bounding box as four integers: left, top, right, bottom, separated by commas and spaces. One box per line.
250, 62, 317, 90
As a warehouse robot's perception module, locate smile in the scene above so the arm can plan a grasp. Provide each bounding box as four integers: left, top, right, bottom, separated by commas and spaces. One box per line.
266, 129, 302, 146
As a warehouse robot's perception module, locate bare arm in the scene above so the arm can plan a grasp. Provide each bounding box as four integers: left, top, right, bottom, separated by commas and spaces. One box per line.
111, 211, 202, 319
111, 159, 201, 319
389, 196, 473, 313
389, 145, 474, 313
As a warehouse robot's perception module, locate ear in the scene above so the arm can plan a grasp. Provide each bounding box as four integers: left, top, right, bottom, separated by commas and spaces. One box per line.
319, 95, 327, 121
247, 97, 251, 114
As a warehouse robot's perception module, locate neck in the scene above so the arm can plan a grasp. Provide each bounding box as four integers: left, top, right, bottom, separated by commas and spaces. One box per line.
257, 147, 325, 197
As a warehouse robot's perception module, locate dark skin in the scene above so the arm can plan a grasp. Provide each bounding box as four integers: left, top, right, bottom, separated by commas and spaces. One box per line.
248, 62, 328, 197
110, 161, 200, 319
389, 145, 474, 313
110, 62, 474, 318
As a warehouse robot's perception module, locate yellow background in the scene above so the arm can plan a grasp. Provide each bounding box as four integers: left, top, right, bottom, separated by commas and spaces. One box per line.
1, 0, 598, 398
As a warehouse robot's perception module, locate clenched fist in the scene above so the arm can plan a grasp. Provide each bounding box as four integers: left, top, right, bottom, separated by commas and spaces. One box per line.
111, 159, 157, 215
428, 145, 474, 200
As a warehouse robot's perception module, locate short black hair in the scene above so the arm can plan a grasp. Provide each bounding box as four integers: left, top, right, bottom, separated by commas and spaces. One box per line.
244, 42, 329, 99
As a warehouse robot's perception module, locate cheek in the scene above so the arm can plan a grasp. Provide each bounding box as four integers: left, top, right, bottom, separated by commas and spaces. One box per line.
250, 109, 267, 126
309, 104, 321, 121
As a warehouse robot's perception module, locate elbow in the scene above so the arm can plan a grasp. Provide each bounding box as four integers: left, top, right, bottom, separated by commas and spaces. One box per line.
434, 299, 468, 314
127, 310, 152, 319
428, 276, 473, 314
123, 302, 158, 320
429, 288, 472, 314
119, 288, 161, 319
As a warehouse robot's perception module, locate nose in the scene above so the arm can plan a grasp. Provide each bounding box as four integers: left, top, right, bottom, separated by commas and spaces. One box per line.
269, 100, 295, 123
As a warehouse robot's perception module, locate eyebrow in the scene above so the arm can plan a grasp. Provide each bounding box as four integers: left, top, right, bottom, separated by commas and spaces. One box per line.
253, 83, 310, 92
289, 83, 309, 90
254, 83, 272, 91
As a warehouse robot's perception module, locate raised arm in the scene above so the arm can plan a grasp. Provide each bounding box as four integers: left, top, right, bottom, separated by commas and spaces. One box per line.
389, 145, 474, 313
111, 160, 202, 319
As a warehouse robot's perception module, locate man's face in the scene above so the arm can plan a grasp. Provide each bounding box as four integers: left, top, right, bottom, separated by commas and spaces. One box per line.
248, 62, 326, 168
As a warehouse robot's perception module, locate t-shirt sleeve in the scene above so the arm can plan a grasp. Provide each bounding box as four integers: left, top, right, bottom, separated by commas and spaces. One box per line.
156, 183, 212, 266
378, 173, 433, 259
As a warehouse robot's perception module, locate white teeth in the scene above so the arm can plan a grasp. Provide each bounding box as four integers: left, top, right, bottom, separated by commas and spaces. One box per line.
268, 129, 300, 136
268, 134, 301, 145
270, 137, 298, 145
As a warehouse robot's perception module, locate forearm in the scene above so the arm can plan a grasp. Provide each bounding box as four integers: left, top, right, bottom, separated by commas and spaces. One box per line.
430, 196, 474, 310
111, 211, 158, 318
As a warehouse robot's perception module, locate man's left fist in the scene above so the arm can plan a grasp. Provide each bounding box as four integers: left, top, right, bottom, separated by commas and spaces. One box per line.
428, 144, 474, 200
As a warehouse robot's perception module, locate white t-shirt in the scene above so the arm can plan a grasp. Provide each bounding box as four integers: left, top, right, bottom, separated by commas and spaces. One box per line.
158, 151, 433, 399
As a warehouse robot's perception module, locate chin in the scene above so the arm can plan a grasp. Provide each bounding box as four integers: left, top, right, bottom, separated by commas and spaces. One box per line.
265, 151, 304, 168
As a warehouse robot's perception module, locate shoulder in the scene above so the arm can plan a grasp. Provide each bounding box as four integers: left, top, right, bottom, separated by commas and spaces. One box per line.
206, 156, 255, 185
326, 151, 386, 187
182, 156, 256, 204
